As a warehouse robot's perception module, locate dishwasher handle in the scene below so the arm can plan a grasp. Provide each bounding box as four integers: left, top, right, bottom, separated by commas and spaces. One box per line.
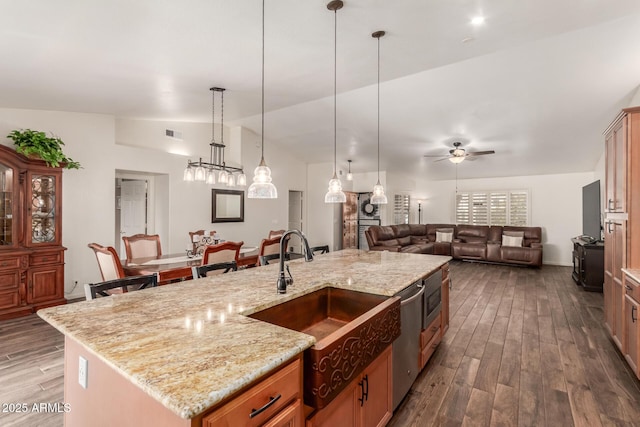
400, 285, 425, 306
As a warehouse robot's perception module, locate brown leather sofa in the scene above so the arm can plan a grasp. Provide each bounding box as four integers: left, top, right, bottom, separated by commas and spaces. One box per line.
364, 223, 542, 267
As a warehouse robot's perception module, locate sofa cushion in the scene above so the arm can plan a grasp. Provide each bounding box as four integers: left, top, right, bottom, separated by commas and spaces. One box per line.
408, 224, 427, 236
391, 224, 412, 238
503, 226, 541, 248
397, 236, 411, 246
410, 236, 428, 244
504, 230, 524, 238
426, 224, 456, 242
379, 239, 400, 247
368, 225, 396, 245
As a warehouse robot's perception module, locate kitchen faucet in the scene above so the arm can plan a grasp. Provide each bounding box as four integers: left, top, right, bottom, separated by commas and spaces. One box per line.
277, 229, 314, 294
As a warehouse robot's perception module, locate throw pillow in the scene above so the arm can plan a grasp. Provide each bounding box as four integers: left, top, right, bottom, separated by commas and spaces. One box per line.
504, 230, 525, 237
436, 231, 453, 243
502, 234, 523, 247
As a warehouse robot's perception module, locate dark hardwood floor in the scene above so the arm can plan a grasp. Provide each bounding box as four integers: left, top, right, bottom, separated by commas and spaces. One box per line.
1, 262, 639, 426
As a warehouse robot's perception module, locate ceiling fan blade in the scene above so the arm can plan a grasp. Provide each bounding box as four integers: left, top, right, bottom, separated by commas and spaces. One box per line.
434, 157, 453, 162
465, 150, 495, 157
423, 154, 446, 157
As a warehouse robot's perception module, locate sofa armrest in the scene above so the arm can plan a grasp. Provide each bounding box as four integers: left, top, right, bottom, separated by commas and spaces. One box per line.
530, 242, 542, 249
369, 245, 401, 252
487, 240, 501, 245
452, 238, 462, 243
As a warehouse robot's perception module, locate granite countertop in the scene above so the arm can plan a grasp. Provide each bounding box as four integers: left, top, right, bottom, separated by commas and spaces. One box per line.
38, 249, 450, 419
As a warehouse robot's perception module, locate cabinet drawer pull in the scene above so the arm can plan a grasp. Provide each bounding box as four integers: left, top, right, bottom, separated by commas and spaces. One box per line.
626, 285, 633, 291
608, 198, 614, 210
249, 394, 281, 419
633, 306, 637, 324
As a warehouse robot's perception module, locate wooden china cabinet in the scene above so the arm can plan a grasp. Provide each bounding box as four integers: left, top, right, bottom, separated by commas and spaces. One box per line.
0, 144, 66, 320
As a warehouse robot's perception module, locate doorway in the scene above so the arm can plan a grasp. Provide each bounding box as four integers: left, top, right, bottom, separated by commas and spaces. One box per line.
288, 190, 303, 254
115, 174, 154, 257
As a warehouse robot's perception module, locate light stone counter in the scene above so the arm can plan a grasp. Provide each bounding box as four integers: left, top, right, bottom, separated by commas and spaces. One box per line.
38, 249, 450, 419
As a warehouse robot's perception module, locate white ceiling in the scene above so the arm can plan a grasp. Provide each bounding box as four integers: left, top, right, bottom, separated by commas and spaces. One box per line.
2, 1, 640, 181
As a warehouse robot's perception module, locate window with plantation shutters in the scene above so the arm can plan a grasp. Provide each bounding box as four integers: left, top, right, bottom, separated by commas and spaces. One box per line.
455, 190, 529, 226
394, 195, 410, 224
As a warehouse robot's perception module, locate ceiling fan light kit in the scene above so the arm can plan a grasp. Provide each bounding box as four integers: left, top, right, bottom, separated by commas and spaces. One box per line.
248, 0, 278, 199
425, 141, 495, 163
324, 0, 347, 204
370, 30, 388, 205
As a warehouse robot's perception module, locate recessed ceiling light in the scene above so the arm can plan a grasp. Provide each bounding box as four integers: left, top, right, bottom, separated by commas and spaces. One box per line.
471, 16, 485, 26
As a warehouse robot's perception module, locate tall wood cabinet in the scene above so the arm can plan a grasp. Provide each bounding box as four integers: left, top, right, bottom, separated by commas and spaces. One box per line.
342, 191, 358, 249
603, 107, 640, 376
0, 144, 66, 320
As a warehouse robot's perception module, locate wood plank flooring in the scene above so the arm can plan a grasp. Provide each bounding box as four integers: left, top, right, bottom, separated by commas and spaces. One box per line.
1, 262, 639, 426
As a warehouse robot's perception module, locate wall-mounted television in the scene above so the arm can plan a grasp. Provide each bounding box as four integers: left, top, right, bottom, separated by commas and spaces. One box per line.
582, 180, 601, 242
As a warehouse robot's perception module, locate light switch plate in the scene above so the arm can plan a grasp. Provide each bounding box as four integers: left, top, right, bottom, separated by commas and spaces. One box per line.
78, 356, 88, 389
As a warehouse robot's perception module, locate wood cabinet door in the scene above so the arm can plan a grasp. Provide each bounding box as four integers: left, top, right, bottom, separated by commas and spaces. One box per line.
307, 381, 358, 427
360, 346, 393, 427
614, 276, 624, 351
605, 128, 616, 213
263, 399, 302, 427
613, 117, 627, 212
27, 265, 63, 304
624, 294, 639, 376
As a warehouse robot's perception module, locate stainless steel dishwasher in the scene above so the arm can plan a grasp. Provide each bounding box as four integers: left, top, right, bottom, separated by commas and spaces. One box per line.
392, 280, 424, 410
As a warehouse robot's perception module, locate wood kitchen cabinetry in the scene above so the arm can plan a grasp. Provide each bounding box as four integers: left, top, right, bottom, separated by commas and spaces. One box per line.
306, 345, 392, 427
342, 191, 358, 249
603, 106, 640, 368
0, 145, 65, 320
623, 272, 640, 378
202, 357, 303, 427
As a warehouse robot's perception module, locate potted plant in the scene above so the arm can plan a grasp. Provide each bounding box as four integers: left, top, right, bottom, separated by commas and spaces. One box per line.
7, 129, 81, 169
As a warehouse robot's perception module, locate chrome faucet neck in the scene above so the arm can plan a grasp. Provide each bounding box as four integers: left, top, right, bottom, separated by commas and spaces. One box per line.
277, 229, 313, 294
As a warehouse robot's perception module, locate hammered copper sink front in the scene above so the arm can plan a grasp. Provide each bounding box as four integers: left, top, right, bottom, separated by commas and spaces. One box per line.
249, 287, 401, 409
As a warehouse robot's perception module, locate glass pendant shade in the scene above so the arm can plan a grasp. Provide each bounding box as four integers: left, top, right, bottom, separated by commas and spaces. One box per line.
218, 170, 228, 184
324, 173, 347, 203
236, 172, 247, 187
194, 165, 206, 181
370, 180, 387, 204
449, 156, 465, 164
183, 165, 194, 182
205, 169, 216, 185
226, 174, 235, 187
346, 172, 353, 181
248, 158, 278, 198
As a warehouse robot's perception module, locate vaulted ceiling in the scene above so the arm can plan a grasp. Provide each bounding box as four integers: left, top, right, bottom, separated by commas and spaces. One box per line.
2, 1, 640, 180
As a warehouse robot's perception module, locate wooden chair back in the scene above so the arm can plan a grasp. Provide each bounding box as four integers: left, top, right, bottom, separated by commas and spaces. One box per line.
202, 241, 243, 266
258, 236, 287, 266
259, 253, 290, 266
84, 274, 158, 300
268, 229, 285, 239
189, 230, 216, 253
192, 261, 237, 278
88, 243, 125, 281
122, 234, 162, 261
311, 245, 330, 255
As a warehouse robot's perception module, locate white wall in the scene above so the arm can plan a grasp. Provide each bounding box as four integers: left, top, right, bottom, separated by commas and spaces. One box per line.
306, 163, 336, 250
0, 108, 306, 299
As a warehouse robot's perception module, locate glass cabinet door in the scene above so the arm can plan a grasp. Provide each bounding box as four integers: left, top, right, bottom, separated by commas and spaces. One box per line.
31, 174, 57, 244
0, 163, 14, 246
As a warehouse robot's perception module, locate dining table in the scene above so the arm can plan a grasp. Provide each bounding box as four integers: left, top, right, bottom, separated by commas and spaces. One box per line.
123, 246, 259, 283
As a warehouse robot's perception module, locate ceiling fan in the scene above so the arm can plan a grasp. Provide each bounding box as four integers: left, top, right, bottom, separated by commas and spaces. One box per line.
424, 141, 495, 164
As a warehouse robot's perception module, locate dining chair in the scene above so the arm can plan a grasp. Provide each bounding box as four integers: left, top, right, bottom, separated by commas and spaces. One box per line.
310, 245, 330, 255
191, 261, 237, 278
88, 243, 126, 281
122, 234, 162, 261
259, 253, 290, 266
84, 274, 158, 300
188, 230, 216, 254
268, 229, 285, 239
258, 236, 287, 266
202, 241, 244, 266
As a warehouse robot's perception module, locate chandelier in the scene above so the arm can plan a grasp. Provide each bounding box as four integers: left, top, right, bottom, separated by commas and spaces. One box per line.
183, 87, 247, 187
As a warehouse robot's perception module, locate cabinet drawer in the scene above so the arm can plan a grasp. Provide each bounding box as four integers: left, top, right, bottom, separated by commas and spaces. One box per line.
624, 273, 640, 302
0, 256, 22, 271
30, 252, 62, 266
420, 327, 442, 369
420, 312, 441, 348
0, 271, 20, 292
0, 290, 20, 310
202, 358, 301, 427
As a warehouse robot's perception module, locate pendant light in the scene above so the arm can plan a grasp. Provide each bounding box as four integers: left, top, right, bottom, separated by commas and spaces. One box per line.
248, 0, 277, 199
346, 159, 353, 181
324, 0, 346, 204
370, 30, 388, 205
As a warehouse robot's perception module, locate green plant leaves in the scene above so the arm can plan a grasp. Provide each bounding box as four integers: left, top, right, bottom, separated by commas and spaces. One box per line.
7, 129, 81, 169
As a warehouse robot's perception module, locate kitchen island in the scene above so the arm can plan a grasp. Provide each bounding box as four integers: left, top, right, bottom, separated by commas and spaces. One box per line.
38, 249, 450, 426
